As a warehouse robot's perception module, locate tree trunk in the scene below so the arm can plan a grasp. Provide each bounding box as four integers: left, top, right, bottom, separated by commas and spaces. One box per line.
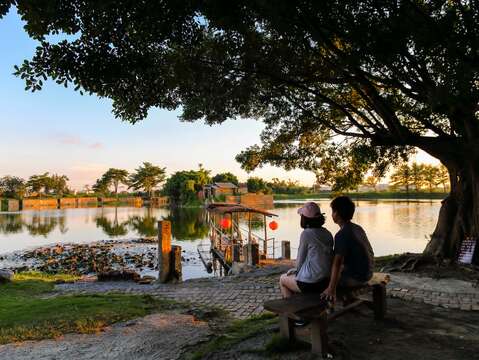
423, 160, 479, 262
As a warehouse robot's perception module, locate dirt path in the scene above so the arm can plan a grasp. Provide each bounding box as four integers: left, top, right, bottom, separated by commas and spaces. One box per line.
202, 298, 479, 360
0, 313, 211, 360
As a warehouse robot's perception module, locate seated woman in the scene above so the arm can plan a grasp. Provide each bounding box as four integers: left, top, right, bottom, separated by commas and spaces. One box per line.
279, 202, 333, 298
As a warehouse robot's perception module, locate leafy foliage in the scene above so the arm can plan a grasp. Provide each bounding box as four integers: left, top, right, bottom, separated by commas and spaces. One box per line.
162, 168, 211, 204
211, 172, 239, 186
268, 178, 308, 194
26, 172, 69, 197
6, 1, 478, 191
128, 162, 166, 198
95, 168, 129, 197
0, 176, 26, 199
246, 177, 271, 194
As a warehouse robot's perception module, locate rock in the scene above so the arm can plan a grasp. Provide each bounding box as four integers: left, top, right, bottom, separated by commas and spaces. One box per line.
229, 262, 254, 275
138, 275, 156, 285
0, 269, 14, 283
97, 269, 141, 282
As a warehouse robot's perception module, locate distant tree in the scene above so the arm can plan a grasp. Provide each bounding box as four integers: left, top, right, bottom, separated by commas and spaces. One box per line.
363, 176, 379, 192
390, 165, 412, 195
422, 165, 440, 193
247, 177, 271, 194
196, 164, 212, 187
269, 178, 307, 194
410, 163, 425, 192
50, 174, 69, 197
27, 172, 54, 196
162, 170, 206, 204
102, 168, 129, 198
0, 176, 26, 199
92, 176, 110, 195
437, 165, 450, 193
128, 162, 166, 199
211, 172, 239, 186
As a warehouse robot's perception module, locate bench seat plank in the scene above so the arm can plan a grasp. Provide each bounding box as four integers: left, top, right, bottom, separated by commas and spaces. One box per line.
264, 293, 328, 316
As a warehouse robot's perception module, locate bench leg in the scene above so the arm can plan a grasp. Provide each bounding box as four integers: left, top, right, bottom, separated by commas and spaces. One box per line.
310, 313, 328, 358
373, 284, 387, 320
279, 314, 294, 341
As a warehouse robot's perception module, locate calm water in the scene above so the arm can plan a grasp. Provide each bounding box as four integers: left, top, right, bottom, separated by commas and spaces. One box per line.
0, 200, 441, 278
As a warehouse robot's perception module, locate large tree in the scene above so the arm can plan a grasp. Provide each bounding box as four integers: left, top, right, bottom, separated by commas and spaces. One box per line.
128, 162, 166, 198
3, 1, 479, 261
102, 168, 129, 198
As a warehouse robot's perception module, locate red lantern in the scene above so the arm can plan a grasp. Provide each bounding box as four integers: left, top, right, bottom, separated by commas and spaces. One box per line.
269, 220, 278, 231
220, 217, 232, 229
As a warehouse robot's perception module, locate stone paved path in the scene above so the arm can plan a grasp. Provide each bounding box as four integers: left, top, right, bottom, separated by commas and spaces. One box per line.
56, 268, 479, 318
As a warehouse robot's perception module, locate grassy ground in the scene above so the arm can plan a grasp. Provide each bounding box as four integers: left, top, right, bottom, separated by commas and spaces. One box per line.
0, 272, 171, 344
186, 313, 278, 360
273, 192, 448, 200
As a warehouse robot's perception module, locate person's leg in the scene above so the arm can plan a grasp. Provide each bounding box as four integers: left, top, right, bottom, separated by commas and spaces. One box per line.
279, 274, 301, 298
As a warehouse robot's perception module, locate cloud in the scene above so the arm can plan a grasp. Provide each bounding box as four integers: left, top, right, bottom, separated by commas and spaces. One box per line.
53, 133, 104, 150
58, 134, 82, 145
89, 142, 103, 149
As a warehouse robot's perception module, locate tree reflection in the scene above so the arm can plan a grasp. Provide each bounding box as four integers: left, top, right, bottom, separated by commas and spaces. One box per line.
164, 207, 208, 241
0, 213, 24, 234
25, 215, 59, 237
95, 207, 129, 237
129, 207, 158, 237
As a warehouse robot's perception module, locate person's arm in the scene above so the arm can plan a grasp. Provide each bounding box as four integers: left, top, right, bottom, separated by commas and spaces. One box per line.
321, 255, 343, 303
322, 230, 347, 303
295, 232, 307, 272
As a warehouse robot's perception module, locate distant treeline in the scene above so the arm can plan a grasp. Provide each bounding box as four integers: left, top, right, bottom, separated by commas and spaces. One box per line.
1, 162, 451, 202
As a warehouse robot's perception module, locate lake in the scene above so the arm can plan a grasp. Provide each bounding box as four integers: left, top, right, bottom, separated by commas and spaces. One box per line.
0, 199, 442, 279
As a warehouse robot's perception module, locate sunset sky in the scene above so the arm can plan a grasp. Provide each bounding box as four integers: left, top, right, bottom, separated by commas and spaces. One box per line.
0, 9, 438, 190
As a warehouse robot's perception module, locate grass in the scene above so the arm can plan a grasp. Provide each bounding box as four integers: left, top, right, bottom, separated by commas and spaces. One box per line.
0, 272, 171, 344
187, 313, 277, 360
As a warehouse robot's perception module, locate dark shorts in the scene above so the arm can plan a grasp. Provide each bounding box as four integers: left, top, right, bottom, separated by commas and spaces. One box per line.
338, 276, 368, 288
296, 278, 330, 294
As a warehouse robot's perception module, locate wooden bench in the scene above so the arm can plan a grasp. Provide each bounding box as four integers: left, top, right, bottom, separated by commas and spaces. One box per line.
263, 273, 390, 358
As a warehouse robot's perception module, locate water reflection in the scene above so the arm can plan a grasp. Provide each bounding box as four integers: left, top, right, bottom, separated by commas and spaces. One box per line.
0, 200, 442, 258
165, 207, 209, 240
0, 214, 23, 234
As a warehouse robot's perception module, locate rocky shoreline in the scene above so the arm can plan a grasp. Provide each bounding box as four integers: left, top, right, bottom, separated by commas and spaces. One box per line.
0, 239, 201, 281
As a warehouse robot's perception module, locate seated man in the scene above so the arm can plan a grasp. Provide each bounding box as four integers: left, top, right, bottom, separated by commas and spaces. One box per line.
322, 196, 374, 303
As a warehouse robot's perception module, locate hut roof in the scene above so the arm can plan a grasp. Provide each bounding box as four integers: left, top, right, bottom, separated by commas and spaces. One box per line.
206, 203, 277, 217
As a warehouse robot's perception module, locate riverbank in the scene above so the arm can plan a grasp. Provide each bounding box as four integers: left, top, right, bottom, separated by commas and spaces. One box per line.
273, 192, 448, 200
0, 272, 174, 344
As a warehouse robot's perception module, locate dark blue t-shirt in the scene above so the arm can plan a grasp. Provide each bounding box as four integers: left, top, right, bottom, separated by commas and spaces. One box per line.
334, 222, 374, 283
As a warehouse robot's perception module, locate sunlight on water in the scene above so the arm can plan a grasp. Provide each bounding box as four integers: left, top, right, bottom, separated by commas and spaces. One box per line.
0, 199, 441, 278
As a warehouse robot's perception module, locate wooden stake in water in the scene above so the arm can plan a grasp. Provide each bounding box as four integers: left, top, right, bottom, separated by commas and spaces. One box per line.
158, 220, 172, 283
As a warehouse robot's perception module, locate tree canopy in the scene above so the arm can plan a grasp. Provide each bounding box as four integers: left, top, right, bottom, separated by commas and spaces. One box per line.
211, 172, 239, 186
128, 162, 166, 198
2, 0, 479, 259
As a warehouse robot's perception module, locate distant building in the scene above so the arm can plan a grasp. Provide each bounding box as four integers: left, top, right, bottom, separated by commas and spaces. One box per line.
203, 182, 239, 199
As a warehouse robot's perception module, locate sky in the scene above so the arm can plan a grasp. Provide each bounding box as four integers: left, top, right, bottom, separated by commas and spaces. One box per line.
0, 9, 438, 190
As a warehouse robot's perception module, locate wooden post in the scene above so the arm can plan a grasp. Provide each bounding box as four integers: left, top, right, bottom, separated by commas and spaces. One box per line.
279, 314, 294, 341
248, 213, 252, 244
158, 220, 172, 283
372, 284, 387, 320
281, 241, 291, 259
245, 243, 259, 266
232, 244, 241, 262
170, 245, 182, 283
263, 215, 268, 257
310, 313, 329, 357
